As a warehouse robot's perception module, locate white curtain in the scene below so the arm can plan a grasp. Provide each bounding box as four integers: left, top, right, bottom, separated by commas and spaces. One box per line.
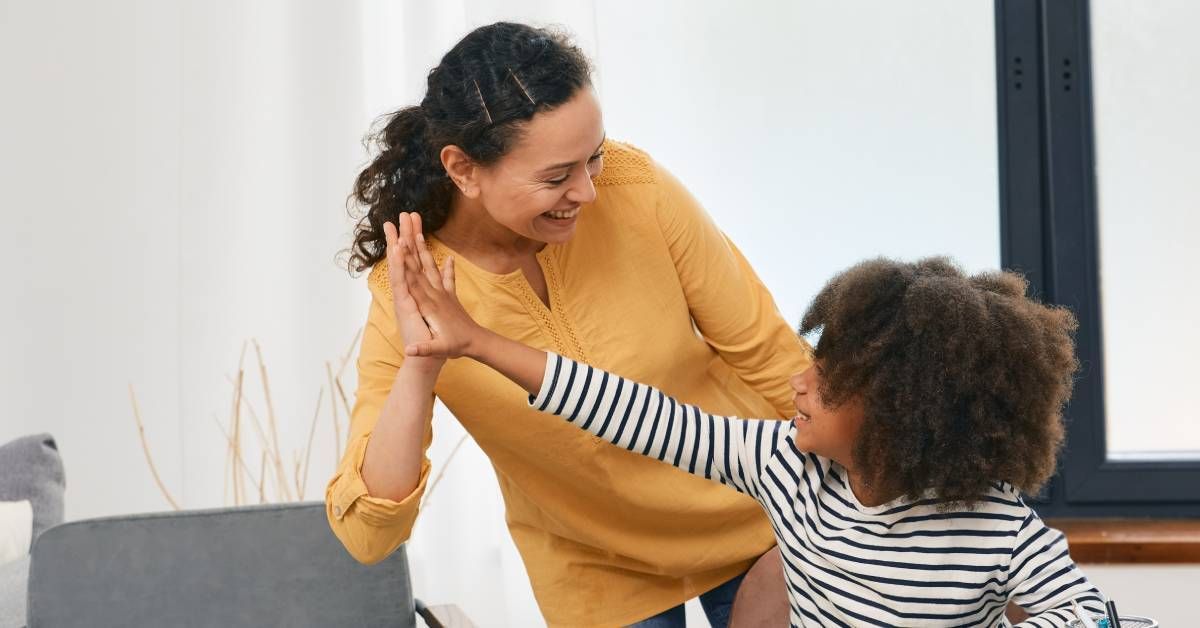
1, 0, 373, 517
1, 1, 999, 625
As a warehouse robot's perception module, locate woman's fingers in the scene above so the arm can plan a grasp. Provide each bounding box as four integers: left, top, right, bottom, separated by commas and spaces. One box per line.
383, 221, 399, 272
398, 213, 422, 273
395, 212, 447, 293
383, 221, 410, 300
383, 220, 397, 247
403, 211, 439, 286
399, 233, 424, 277
409, 211, 423, 238
404, 212, 426, 272
397, 213, 412, 249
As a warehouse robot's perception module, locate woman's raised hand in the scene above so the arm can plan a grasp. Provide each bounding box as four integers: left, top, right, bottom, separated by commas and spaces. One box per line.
382, 213, 441, 369
393, 212, 486, 359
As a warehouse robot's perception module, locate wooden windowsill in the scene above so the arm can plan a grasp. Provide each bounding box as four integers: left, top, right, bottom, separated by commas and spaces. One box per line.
1048, 518, 1200, 563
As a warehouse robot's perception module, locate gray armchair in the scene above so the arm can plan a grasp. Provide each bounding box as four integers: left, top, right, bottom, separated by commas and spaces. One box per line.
25, 502, 425, 628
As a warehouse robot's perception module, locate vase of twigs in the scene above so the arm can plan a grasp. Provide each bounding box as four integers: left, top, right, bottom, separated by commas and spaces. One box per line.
129, 330, 471, 511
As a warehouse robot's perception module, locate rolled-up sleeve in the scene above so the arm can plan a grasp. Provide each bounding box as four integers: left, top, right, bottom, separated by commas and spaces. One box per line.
325, 264, 434, 564
653, 162, 812, 417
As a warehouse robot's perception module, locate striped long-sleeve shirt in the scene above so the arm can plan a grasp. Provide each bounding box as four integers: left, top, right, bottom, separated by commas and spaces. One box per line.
530, 354, 1105, 627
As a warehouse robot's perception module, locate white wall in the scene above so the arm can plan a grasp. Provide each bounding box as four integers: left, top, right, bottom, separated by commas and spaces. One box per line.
1082, 564, 1198, 627
0, 0, 370, 518
0, 1, 1191, 626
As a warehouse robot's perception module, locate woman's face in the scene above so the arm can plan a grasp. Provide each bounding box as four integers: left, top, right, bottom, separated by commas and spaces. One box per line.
473, 87, 606, 245
789, 362, 866, 468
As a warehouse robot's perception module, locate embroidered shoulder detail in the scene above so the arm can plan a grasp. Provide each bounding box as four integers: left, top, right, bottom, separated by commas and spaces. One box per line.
369, 261, 392, 300
594, 139, 657, 188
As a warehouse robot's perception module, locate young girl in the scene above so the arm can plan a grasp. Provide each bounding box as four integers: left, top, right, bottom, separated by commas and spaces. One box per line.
387, 214, 1105, 626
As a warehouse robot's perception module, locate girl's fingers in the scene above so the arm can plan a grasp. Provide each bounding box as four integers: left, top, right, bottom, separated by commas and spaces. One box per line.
403, 260, 428, 299
405, 340, 448, 358
404, 260, 442, 313
416, 233, 441, 287
441, 256, 455, 292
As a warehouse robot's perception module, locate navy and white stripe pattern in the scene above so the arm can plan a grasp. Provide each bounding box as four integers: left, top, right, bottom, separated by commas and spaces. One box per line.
530, 354, 1105, 627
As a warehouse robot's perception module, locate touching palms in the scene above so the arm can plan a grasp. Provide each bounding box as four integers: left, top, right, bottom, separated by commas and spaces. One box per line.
382, 213, 450, 369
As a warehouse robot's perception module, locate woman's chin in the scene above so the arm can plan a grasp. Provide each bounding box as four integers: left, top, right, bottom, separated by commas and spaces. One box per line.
534, 215, 580, 241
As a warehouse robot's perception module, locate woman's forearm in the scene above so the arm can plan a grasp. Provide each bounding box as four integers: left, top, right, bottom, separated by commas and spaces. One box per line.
360, 361, 440, 501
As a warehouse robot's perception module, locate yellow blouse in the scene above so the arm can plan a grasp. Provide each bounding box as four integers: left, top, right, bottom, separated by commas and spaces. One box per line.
326, 141, 812, 627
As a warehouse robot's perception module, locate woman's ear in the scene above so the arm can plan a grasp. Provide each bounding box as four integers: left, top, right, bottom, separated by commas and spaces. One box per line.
440, 145, 481, 199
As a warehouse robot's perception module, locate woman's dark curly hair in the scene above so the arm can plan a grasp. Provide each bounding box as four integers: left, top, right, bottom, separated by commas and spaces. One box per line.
345, 22, 593, 273
799, 257, 1078, 506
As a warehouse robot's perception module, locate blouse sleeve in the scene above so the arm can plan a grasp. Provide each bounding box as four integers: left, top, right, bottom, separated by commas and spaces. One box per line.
653, 162, 812, 417
324, 264, 434, 564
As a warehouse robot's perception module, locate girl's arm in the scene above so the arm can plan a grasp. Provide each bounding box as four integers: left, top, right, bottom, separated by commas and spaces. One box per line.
1007, 507, 1107, 627
526, 351, 787, 497
398, 213, 786, 496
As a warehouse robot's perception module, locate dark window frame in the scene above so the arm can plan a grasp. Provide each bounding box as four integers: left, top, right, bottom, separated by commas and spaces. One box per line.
995, 0, 1200, 517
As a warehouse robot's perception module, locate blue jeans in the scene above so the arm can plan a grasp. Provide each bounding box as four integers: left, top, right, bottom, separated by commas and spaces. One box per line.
627, 573, 746, 628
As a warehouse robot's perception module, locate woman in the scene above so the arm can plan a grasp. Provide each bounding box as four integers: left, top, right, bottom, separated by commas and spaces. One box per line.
326, 22, 809, 627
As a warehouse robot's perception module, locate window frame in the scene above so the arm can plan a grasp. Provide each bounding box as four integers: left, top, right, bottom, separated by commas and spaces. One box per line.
995, 0, 1200, 517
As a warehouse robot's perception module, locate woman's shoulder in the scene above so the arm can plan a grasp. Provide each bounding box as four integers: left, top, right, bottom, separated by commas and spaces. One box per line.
366, 240, 456, 301
368, 262, 391, 300
594, 139, 659, 189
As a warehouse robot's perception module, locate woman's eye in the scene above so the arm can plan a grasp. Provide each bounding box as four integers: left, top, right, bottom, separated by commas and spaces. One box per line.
587, 153, 605, 176
546, 153, 604, 185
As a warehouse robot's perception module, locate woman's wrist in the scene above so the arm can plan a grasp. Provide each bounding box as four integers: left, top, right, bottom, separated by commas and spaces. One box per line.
399, 355, 444, 380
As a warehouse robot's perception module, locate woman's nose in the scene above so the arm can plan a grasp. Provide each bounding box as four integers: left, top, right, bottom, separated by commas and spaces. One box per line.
790, 372, 807, 393
567, 170, 597, 204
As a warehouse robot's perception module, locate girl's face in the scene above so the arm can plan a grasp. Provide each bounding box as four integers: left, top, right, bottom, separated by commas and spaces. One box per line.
789, 362, 866, 468
471, 87, 606, 245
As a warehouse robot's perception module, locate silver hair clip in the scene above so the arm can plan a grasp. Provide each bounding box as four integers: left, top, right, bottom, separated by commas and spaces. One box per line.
507, 68, 536, 106
472, 79, 493, 124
